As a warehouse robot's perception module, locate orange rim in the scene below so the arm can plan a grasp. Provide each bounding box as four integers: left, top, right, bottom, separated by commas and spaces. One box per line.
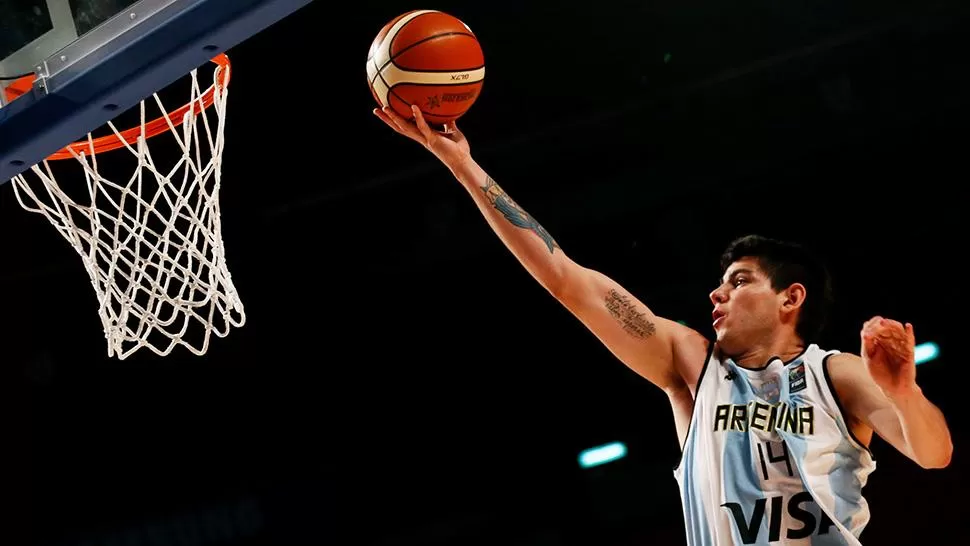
4, 74, 34, 103
46, 53, 231, 161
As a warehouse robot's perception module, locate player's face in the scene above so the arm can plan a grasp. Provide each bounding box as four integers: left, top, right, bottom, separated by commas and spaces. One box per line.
708, 258, 786, 354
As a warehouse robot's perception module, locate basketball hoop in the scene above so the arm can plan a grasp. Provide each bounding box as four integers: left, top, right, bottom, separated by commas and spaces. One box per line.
10, 54, 245, 360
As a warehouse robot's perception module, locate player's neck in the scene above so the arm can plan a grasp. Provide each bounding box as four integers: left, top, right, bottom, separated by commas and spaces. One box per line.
731, 334, 806, 370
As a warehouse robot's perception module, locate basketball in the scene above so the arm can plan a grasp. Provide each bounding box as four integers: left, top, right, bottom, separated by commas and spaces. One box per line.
366, 10, 485, 126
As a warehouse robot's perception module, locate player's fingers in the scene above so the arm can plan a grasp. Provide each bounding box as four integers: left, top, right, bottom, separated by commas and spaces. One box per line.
447, 120, 465, 138
863, 340, 879, 360
870, 342, 886, 361
882, 318, 904, 331
872, 336, 899, 356
411, 105, 435, 141
388, 106, 429, 144
906, 322, 915, 344
861, 330, 877, 356
373, 108, 401, 132
376, 106, 407, 134
381, 106, 411, 130
874, 321, 906, 343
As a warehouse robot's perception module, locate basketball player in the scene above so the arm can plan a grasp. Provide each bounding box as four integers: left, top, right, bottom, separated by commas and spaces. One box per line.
373, 104, 953, 545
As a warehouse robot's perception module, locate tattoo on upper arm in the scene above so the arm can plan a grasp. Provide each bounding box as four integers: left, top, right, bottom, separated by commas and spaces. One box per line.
480, 175, 560, 253
605, 289, 656, 339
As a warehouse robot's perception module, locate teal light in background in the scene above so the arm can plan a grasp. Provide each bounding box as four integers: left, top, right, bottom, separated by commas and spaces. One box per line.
914, 342, 940, 365
579, 442, 627, 469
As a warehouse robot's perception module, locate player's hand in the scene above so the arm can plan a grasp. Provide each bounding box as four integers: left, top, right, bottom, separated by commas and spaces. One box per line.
860, 316, 918, 399
373, 104, 471, 171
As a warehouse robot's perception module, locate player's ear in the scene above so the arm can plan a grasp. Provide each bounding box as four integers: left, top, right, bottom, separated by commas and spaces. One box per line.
782, 283, 806, 312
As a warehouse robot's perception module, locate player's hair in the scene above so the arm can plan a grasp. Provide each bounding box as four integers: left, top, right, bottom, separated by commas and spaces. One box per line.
720, 235, 833, 343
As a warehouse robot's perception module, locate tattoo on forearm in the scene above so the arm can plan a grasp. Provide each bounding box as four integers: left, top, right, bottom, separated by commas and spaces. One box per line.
605, 289, 656, 339
480, 175, 560, 253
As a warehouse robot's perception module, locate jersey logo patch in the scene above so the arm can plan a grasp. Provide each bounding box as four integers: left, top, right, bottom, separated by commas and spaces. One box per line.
789, 363, 807, 394
755, 374, 781, 404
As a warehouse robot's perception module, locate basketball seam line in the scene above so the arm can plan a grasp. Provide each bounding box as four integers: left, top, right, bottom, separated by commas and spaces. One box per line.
389, 82, 483, 87
389, 63, 486, 74
388, 84, 467, 122
370, 57, 383, 87
389, 87, 413, 114
382, 32, 479, 74
377, 75, 483, 116
367, 10, 420, 62
371, 10, 438, 86
371, 31, 483, 87
371, 68, 485, 87
383, 10, 438, 67
377, 65, 397, 108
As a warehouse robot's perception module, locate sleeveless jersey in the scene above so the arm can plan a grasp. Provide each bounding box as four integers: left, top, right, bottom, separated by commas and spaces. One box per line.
673, 344, 876, 545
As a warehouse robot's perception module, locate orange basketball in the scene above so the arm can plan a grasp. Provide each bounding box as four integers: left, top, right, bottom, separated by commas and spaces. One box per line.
366, 10, 485, 126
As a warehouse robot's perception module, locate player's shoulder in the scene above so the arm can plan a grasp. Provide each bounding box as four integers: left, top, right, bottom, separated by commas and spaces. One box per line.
822, 350, 863, 369
817, 349, 868, 390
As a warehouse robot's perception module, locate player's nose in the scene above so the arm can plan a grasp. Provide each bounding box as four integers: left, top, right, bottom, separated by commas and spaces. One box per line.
709, 286, 727, 305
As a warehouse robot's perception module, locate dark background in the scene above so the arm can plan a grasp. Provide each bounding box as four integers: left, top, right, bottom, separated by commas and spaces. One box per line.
1, 0, 968, 544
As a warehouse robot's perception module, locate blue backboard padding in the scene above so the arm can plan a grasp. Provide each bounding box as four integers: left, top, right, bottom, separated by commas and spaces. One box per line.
0, 0, 315, 184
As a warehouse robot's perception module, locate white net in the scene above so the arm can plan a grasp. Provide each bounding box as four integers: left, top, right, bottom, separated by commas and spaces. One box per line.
10, 58, 245, 360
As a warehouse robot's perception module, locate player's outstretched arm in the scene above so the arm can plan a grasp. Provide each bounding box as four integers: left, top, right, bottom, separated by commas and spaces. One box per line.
827, 317, 952, 469
373, 105, 709, 395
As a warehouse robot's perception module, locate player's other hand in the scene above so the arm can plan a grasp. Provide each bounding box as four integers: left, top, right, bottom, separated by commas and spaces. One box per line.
860, 316, 918, 398
374, 105, 471, 171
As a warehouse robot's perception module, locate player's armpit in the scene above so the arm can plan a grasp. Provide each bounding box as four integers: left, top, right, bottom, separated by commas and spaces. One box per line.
556, 265, 709, 393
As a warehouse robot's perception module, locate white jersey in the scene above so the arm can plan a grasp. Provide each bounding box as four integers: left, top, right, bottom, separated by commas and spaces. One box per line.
674, 344, 876, 545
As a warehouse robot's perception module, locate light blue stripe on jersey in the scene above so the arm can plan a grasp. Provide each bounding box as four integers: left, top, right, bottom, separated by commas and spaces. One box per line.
827, 435, 869, 539
723, 361, 773, 543
678, 407, 715, 544
779, 371, 868, 544
779, 435, 852, 544
777, 367, 852, 545
679, 446, 715, 546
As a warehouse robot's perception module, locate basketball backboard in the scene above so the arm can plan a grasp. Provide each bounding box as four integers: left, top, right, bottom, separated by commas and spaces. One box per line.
0, 0, 315, 184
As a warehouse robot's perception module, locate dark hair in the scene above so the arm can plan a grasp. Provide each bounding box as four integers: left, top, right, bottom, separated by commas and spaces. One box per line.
720, 235, 833, 343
